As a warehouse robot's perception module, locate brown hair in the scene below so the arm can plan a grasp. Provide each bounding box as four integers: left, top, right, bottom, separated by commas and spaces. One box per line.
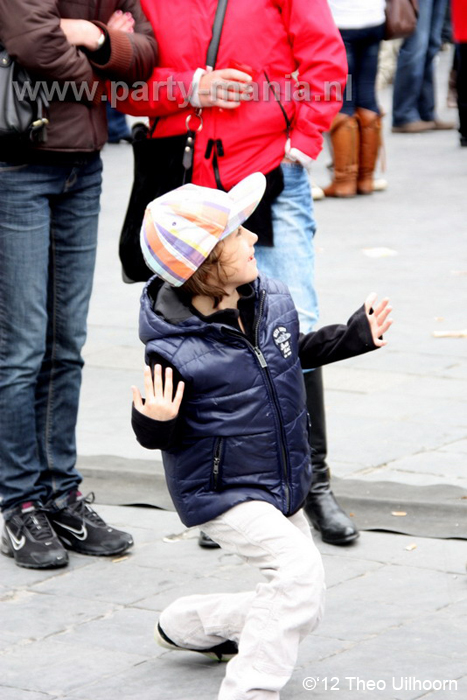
181, 240, 230, 308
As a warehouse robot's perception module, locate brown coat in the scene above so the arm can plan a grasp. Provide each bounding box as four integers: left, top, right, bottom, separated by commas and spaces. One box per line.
0, 0, 157, 153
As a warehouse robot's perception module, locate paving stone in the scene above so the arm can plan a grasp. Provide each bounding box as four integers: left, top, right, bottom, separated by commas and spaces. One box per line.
316, 564, 467, 642
321, 553, 384, 589
354, 456, 467, 487
325, 390, 467, 430
0, 632, 17, 652
297, 633, 356, 665
0, 637, 146, 696
53, 607, 160, 658
417, 677, 467, 700
318, 530, 467, 575
0, 688, 55, 700
286, 644, 467, 700
0, 552, 94, 594
0, 589, 117, 643
326, 413, 465, 469
369, 611, 467, 660
68, 655, 226, 700
440, 438, 467, 455
32, 559, 168, 606
133, 570, 261, 613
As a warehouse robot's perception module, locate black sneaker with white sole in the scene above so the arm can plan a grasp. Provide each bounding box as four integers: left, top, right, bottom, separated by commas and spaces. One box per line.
1, 502, 68, 569
155, 622, 238, 663
46, 490, 134, 556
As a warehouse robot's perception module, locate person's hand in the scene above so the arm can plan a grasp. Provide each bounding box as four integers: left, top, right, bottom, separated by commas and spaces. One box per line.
365, 294, 393, 347
132, 365, 185, 421
107, 9, 135, 33
60, 19, 104, 50
198, 69, 253, 109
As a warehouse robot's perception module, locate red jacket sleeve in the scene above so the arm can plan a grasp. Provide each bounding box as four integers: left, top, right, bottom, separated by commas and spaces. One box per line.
120, 66, 197, 117
281, 0, 348, 159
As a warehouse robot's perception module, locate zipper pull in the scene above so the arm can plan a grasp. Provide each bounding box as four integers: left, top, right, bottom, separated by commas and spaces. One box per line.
254, 346, 268, 368
213, 451, 221, 490
182, 130, 196, 171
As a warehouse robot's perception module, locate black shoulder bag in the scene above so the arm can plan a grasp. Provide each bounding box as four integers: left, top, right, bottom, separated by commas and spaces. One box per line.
119, 0, 229, 283
0, 43, 49, 144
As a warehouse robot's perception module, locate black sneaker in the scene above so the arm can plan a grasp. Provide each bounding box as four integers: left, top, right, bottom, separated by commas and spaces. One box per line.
46, 491, 134, 556
1, 502, 68, 569
155, 623, 238, 663
198, 530, 221, 549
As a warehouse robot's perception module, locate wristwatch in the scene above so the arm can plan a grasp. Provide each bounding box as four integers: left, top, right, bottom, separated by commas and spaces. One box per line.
96, 29, 106, 50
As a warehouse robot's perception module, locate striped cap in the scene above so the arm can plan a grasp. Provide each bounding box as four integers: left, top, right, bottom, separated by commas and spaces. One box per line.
140, 173, 266, 286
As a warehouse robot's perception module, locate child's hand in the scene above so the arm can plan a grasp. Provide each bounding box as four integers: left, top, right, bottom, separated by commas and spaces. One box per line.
107, 10, 135, 33
365, 294, 393, 347
132, 365, 185, 421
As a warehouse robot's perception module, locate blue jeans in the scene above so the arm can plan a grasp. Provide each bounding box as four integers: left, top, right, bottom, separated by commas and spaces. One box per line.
0, 156, 102, 515
254, 163, 318, 334
339, 23, 385, 116
392, 0, 448, 126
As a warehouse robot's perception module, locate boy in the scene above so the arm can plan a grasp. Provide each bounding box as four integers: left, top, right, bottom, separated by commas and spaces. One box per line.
131, 173, 392, 699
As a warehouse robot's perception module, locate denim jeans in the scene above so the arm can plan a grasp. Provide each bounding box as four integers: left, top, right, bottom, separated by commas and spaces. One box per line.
0, 156, 102, 515
339, 23, 385, 116
161, 501, 325, 700
254, 163, 318, 335
392, 0, 449, 126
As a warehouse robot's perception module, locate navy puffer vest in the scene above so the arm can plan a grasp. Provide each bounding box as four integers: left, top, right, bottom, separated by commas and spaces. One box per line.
139, 275, 312, 527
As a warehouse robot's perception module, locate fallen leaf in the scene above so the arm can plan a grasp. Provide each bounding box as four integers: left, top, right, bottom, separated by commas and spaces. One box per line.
405, 543, 417, 551
162, 529, 196, 543
362, 247, 398, 258
432, 330, 467, 338
391, 511, 407, 517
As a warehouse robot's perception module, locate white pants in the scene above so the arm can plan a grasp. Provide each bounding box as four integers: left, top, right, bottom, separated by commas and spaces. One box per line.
159, 501, 326, 700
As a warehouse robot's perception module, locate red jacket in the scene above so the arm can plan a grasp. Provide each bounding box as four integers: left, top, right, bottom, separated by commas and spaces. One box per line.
452, 0, 467, 43
123, 0, 347, 189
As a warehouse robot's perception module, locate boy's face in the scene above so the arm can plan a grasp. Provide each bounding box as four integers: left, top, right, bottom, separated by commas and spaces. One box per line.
220, 226, 259, 287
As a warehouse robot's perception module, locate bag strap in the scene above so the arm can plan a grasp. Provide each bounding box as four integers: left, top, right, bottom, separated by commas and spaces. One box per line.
206, 0, 229, 70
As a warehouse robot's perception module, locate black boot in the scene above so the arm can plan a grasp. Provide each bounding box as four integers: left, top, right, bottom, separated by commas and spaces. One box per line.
303, 368, 359, 545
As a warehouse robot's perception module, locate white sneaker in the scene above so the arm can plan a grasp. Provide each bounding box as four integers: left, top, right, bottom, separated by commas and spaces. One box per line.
373, 177, 388, 192
311, 182, 325, 200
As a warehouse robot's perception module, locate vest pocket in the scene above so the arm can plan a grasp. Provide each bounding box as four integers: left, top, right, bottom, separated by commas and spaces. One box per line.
211, 437, 224, 491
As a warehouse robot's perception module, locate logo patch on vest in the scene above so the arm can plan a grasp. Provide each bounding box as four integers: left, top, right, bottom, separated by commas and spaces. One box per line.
273, 326, 292, 359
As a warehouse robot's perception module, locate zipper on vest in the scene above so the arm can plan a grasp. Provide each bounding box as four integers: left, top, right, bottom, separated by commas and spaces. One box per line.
212, 437, 223, 491
224, 290, 291, 512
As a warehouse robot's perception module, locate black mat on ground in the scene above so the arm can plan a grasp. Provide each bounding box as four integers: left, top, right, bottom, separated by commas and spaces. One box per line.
79, 457, 467, 540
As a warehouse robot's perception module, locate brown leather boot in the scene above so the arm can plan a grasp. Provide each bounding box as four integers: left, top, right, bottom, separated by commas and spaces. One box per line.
323, 113, 359, 198
356, 108, 382, 195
